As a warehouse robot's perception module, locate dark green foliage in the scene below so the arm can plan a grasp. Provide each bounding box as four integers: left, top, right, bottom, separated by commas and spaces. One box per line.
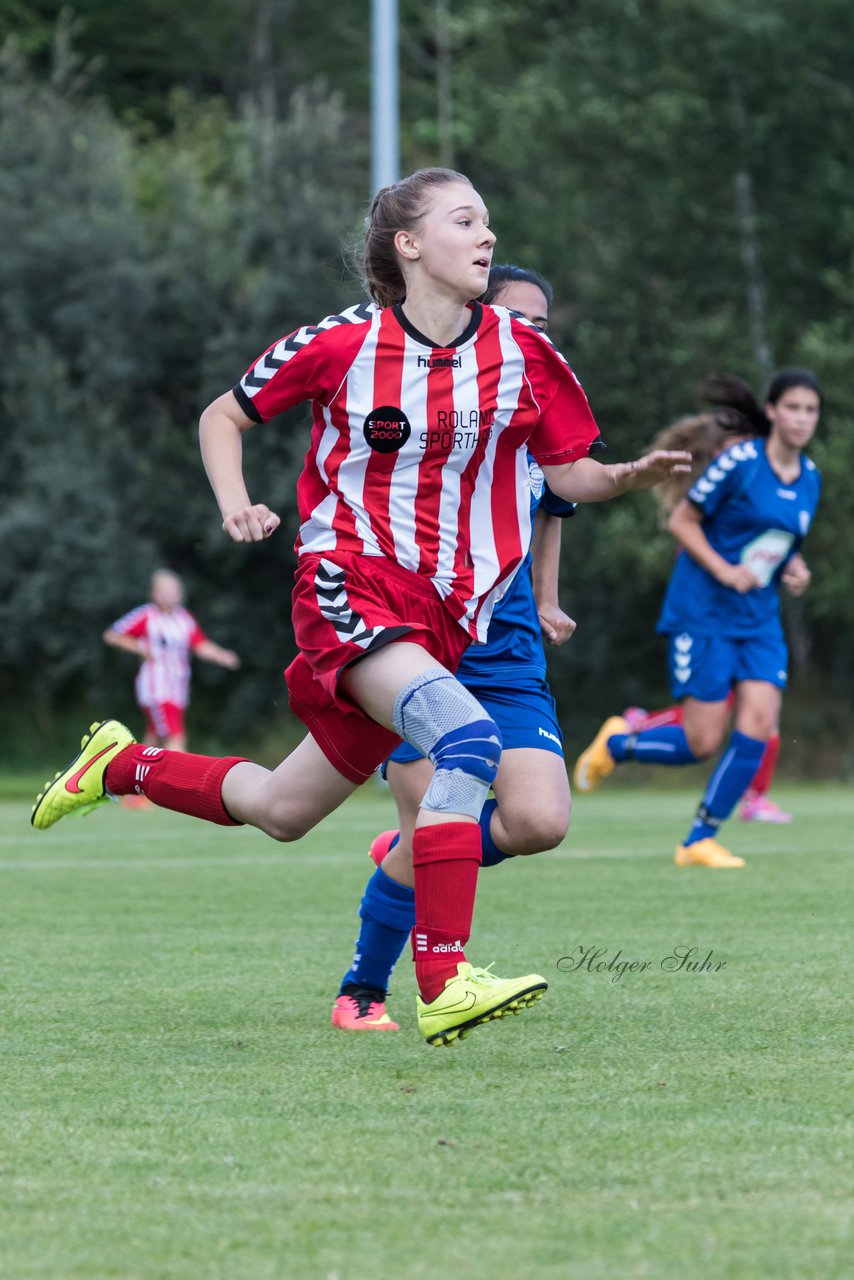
0, 3, 851, 763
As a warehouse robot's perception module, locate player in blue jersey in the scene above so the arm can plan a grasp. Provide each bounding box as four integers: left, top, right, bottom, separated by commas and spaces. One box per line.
574, 370, 822, 868
331, 264, 583, 1031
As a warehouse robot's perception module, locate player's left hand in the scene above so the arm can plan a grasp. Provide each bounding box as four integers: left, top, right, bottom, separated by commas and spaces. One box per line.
782, 554, 811, 596
538, 605, 576, 646
623, 450, 693, 490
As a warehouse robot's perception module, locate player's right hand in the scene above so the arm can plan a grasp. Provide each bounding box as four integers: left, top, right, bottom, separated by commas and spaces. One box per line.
221, 504, 281, 543
719, 563, 760, 593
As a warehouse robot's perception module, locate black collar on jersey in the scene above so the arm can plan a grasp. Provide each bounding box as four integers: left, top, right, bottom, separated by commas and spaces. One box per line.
392, 301, 482, 350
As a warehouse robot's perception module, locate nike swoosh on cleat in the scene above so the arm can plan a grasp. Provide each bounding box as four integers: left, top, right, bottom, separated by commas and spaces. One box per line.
419, 992, 478, 1020
65, 743, 118, 794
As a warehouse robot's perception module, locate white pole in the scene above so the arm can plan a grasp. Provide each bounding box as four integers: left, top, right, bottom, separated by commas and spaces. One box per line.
371, 0, 399, 193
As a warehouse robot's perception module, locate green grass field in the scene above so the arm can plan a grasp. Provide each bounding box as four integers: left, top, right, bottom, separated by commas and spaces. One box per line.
2, 785, 851, 1280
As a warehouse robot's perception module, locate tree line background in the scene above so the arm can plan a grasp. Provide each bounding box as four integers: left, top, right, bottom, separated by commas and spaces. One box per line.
1, 0, 852, 774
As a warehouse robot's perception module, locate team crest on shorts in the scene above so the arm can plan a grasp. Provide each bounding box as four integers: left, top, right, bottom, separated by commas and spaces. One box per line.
364, 406, 411, 453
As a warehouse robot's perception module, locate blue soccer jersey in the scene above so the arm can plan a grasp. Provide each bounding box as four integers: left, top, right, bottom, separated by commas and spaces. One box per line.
657, 439, 822, 639
455, 457, 576, 683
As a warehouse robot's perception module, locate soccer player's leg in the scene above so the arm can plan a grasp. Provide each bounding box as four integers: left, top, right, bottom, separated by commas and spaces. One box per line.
673, 693, 743, 865
332, 682, 567, 1029
331, 751, 429, 1032
740, 732, 790, 822
580, 636, 726, 795
481, 677, 570, 859
676, 642, 781, 866
343, 644, 547, 1046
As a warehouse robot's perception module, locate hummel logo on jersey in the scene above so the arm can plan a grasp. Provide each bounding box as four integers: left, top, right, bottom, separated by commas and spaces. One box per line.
417, 354, 461, 369
538, 727, 561, 746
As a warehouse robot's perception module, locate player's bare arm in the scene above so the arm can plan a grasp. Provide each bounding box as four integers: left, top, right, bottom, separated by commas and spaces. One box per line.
194, 639, 241, 670
103, 630, 148, 660
199, 390, 281, 543
530, 510, 575, 646
668, 498, 760, 593
542, 449, 691, 504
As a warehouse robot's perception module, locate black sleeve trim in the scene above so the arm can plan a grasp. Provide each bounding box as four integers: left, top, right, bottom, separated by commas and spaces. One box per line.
233, 383, 264, 424
588, 434, 607, 455
540, 485, 577, 519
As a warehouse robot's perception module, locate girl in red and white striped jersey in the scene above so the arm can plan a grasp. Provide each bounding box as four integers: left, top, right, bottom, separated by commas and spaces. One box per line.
104, 569, 240, 752
55, 168, 690, 1043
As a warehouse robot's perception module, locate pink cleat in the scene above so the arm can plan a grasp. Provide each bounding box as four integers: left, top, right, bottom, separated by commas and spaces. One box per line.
331, 991, 399, 1032
739, 792, 793, 824
622, 706, 649, 732
369, 828, 400, 868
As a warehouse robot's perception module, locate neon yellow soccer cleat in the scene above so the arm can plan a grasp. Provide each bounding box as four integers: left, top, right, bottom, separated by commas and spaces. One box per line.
573, 715, 629, 793
31, 720, 136, 830
416, 962, 547, 1047
675, 838, 745, 868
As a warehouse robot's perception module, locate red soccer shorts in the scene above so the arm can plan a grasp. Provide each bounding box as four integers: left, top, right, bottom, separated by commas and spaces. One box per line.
285, 552, 471, 784
141, 701, 185, 741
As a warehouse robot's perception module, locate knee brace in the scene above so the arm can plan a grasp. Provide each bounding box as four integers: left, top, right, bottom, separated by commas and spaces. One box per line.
392, 670, 502, 819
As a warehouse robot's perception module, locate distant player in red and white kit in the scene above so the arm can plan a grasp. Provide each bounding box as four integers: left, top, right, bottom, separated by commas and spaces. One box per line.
34, 168, 690, 1046
104, 570, 240, 751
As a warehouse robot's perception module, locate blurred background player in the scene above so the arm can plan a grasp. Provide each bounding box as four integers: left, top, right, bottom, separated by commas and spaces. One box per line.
573, 370, 822, 867
331, 264, 583, 1032
104, 569, 240, 753
620, 701, 790, 823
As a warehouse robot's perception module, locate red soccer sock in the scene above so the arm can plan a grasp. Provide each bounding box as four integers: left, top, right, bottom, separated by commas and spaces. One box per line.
638, 704, 683, 731
411, 821, 482, 1003
105, 745, 247, 826
747, 733, 780, 797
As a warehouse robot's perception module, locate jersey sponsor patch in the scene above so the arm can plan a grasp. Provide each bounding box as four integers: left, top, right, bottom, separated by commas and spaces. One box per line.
364, 406, 411, 453
739, 529, 795, 588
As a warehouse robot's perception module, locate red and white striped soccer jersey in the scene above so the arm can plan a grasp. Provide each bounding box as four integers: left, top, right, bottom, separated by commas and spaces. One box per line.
110, 604, 206, 708
233, 300, 599, 641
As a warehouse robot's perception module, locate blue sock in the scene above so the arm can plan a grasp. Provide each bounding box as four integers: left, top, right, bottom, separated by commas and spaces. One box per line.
609, 726, 699, 765
683, 730, 766, 846
339, 866, 415, 995
479, 797, 512, 867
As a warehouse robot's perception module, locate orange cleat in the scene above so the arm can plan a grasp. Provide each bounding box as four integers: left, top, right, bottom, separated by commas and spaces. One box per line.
331, 990, 399, 1032
675, 838, 745, 868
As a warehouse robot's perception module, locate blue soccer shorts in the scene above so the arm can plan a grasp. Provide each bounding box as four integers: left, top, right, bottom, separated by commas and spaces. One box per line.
384, 675, 564, 772
666, 630, 789, 702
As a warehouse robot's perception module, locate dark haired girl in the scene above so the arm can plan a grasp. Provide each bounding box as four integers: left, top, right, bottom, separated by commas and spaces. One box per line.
574, 372, 822, 867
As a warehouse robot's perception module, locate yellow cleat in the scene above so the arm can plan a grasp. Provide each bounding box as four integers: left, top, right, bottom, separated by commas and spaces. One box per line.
31, 720, 136, 830
573, 715, 629, 793
675, 838, 745, 868
416, 962, 547, 1047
